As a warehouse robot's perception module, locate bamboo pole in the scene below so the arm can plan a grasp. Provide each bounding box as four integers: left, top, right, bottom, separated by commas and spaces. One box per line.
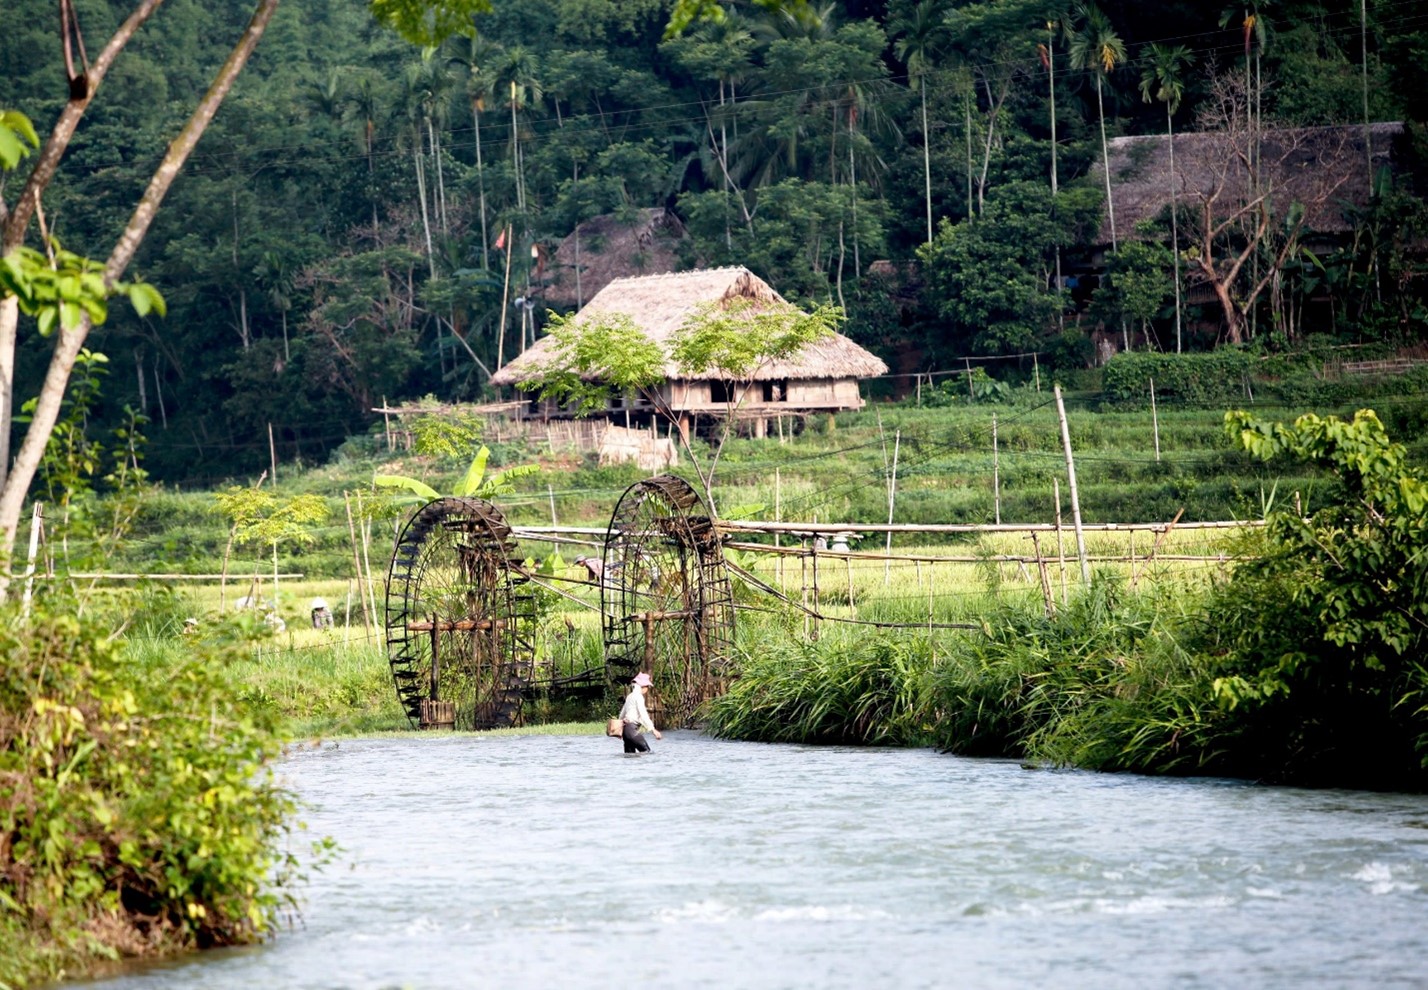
1054, 385, 1090, 584
884, 430, 900, 585
1131, 508, 1185, 589
356, 491, 379, 627
775, 468, 782, 589
1150, 377, 1161, 462
344, 492, 367, 626
711, 519, 1252, 536
992, 414, 1000, 526
1054, 477, 1067, 607
267, 422, 278, 485
1030, 531, 1054, 616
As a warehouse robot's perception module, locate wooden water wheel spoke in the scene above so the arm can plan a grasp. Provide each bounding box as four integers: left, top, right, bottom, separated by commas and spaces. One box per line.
602, 475, 737, 729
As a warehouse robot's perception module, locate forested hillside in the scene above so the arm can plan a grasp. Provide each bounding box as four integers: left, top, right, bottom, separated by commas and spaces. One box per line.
3, 0, 1426, 484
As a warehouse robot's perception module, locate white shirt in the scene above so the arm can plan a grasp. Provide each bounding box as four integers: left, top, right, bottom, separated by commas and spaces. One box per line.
619, 685, 655, 734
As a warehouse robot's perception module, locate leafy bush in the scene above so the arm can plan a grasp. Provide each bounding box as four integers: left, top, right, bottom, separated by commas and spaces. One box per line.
0, 602, 316, 987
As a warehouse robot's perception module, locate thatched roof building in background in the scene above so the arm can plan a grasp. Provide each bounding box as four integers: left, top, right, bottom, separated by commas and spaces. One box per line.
539, 207, 689, 309
1096, 122, 1403, 247
492, 267, 887, 432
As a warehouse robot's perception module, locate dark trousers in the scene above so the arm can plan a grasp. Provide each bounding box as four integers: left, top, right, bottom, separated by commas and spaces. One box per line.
622, 722, 650, 754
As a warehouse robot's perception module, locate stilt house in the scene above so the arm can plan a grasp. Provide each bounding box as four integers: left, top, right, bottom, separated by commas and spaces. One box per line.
490, 266, 888, 437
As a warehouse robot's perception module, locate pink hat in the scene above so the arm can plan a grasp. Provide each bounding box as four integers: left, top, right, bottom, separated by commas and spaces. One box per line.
633, 672, 653, 687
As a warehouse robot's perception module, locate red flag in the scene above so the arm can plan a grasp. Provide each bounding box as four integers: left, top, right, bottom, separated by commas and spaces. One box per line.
494, 227, 507, 251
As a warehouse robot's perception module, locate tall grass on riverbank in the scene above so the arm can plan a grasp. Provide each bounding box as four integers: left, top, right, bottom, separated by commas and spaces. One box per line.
707, 580, 1228, 775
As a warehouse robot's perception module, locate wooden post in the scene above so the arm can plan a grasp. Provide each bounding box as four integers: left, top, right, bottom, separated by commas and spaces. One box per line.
916, 373, 923, 407
268, 422, 278, 485
343, 579, 353, 645
1031, 531, 1054, 616
344, 492, 367, 626
774, 469, 783, 589
548, 484, 558, 527
429, 615, 440, 700
1033, 352, 1041, 393
1054, 477, 1068, 607
965, 357, 974, 402
1150, 377, 1161, 462
884, 430, 900, 585
356, 490, 379, 627
1130, 508, 1184, 589
497, 224, 513, 369
1054, 385, 1090, 585
382, 396, 392, 452
845, 553, 856, 618
810, 533, 821, 642
992, 414, 1000, 526
800, 545, 809, 640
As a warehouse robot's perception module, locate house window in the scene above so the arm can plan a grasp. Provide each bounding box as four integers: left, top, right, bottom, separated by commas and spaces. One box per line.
762, 379, 789, 402
710, 380, 736, 404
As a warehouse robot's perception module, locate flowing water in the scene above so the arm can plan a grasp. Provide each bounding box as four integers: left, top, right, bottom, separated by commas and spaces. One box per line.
79, 732, 1428, 988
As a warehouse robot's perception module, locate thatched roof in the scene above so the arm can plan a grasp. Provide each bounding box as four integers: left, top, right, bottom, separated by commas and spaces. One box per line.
1097, 122, 1403, 246
490, 266, 888, 386
539, 208, 688, 309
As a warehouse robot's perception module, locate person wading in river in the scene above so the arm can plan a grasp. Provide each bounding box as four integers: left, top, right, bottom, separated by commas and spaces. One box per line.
619, 672, 663, 754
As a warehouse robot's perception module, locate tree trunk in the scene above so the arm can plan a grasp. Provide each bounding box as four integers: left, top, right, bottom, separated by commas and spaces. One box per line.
1097, 73, 1116, 252
920, 74, 932, 244
1168, 104, 1183, 353
472, 100, 488, 269
0, 0, 280, 568
0, 0, 167, 494
414, 145, 436, 278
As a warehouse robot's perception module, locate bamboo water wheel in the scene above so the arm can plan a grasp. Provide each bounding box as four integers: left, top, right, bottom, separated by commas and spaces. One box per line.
385, 497, 537, 730
602, 475, 736, 728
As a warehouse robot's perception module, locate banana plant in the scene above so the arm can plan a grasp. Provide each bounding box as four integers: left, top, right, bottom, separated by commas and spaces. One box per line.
373, 444, 538, 506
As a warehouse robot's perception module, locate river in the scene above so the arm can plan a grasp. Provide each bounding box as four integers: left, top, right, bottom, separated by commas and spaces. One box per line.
77, 732, 1428, 988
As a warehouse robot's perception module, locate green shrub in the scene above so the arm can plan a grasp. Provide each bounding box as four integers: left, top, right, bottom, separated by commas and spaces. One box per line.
0, 602, 318, 987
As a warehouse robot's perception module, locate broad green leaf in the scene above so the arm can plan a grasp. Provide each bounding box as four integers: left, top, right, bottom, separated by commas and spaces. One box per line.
373, 474, 440, 501
454, 445, 490, 497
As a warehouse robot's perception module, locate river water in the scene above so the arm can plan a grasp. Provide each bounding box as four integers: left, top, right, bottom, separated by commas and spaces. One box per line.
79, 732, 1428, 988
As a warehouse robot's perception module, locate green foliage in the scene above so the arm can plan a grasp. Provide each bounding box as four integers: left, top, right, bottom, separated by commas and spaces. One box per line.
373, 443, 538, 505
1102, 351, 1258, 405
368, 0, 490, 45
406, 408, 484, 459
0, 242, 165, 337
671, 299, 841, 379
517, 311, 666, 414
918, 182, 1101, 354
0, 602, 315, 987
1190, 410, 1428, 784
0, 108, 39, 170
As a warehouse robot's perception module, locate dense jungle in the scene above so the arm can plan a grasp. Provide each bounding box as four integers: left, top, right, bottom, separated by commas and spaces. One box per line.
4, 0, 1428, 985
3, 0, 1428, 485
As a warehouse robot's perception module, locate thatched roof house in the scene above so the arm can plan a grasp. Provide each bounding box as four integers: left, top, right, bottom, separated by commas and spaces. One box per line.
540, 208, 688, 309
492, 267, 887, 433
1096, 122, 1403, 247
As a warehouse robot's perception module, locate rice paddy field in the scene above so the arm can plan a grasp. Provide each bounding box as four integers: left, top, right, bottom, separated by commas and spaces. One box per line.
75, 381, 1426, 740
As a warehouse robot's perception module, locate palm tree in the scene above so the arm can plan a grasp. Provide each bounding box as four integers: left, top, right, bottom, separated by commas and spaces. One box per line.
447, 33, 502, 269
1041, 9, 1069, 329
1140, 43, 1194, 353
892, 0, 952, 245
497, 46, 543, 217
348, 77, 384, 233
1068, 1, 1126, 251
